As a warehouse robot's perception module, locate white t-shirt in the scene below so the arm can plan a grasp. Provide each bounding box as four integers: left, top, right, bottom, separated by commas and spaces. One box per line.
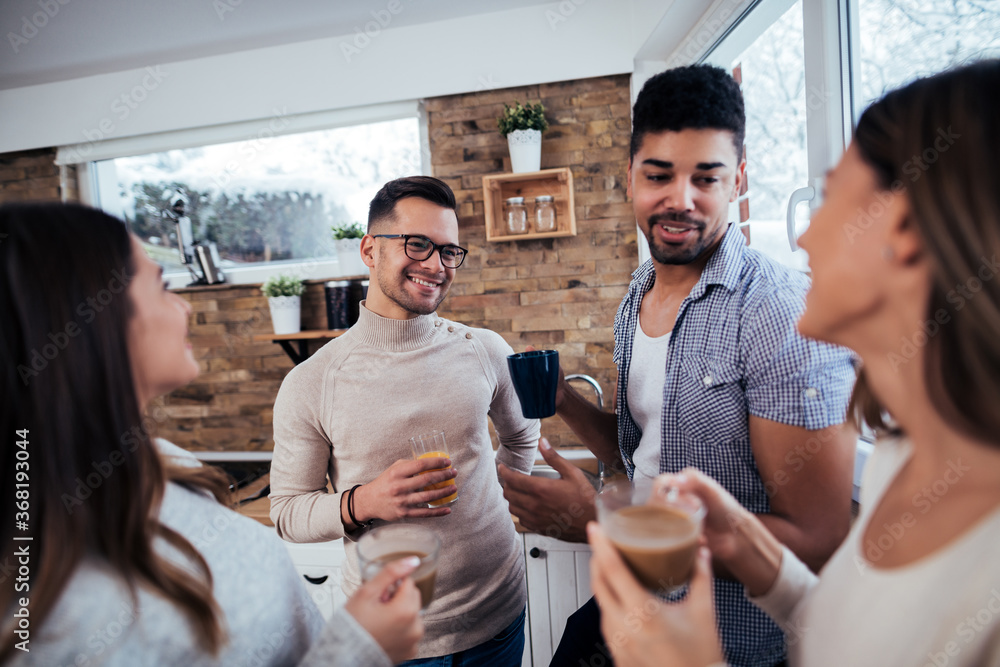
753, 437, 1000, 666
626, 317, 672, 485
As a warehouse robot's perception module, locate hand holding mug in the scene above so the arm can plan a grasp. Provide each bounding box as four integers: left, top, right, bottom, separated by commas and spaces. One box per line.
524, 344, 568, 410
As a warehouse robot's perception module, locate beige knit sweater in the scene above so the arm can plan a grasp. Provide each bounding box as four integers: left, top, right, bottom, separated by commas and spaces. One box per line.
269, 304, 540, 658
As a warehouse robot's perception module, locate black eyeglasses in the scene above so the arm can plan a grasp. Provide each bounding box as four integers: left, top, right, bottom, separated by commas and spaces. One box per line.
371, 234, 468, 269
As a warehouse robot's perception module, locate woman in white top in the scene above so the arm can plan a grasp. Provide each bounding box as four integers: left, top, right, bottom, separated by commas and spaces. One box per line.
0, 203, 432, 665
587, 59, 1000, 666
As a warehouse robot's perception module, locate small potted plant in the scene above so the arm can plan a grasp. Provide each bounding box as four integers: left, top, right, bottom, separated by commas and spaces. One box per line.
497, 101, 549, 173
261, 274, 305, 335
331, 222, 367, 276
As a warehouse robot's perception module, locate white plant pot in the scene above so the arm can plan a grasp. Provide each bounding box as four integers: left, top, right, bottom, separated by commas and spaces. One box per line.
268, 295, 301, 335
507, 129, 542, 173
334, 238, 367, 277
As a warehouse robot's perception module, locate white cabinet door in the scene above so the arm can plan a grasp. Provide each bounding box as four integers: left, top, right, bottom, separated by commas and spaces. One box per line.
283, 540, 347, 621
523, 534, 593, 667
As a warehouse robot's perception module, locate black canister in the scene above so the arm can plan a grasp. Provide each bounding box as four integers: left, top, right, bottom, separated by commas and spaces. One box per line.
325, 280, 351, 330
348, 279, 369, 326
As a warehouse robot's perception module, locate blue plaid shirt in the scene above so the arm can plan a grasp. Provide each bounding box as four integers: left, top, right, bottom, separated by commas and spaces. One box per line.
613, 224, 855, 667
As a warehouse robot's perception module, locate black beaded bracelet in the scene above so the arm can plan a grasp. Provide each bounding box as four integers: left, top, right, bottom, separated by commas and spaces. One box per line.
346, 484, 372, 529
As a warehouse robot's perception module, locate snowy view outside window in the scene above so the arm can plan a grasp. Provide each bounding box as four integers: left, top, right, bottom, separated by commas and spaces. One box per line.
104, 117, 420, 274
856, 0, 1000, 110
731, 0, 1000, 271
732, 1, 809, 271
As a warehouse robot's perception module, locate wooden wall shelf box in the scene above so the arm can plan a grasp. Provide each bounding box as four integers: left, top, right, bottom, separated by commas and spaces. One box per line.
482, 167, 576, 242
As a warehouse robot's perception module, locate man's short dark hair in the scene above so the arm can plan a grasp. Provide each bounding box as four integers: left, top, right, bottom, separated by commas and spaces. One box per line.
629, 64, 746, 162
367, 176, 457, 233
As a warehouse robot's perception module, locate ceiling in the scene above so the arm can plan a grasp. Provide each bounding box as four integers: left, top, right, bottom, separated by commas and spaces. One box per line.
0, 0, 553, 90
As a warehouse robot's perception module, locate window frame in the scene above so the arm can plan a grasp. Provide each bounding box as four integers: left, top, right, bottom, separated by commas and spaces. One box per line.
700, 0, 857, 262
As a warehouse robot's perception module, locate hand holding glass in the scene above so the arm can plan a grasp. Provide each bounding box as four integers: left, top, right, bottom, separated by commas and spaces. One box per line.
357, 524, 442, 609
410, 430, 458, 507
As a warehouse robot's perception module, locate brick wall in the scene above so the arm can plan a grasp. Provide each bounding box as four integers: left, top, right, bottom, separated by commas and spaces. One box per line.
0, 148, 78, 203
152, 282, 331, 451
429, 73, 636, 447
5, 73, 638, 454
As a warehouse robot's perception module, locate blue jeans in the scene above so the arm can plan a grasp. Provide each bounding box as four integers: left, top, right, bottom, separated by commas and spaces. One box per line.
400, 606, 526, 667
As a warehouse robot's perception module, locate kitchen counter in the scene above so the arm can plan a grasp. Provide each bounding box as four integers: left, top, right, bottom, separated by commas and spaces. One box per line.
233, 474, 275, 526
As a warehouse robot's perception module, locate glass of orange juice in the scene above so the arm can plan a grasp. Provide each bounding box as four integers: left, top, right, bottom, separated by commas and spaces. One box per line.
409, 430, 458, 507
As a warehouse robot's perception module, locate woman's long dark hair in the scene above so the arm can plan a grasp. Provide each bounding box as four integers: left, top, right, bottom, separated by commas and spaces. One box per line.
850, 59, 1000, 443
0, 203, 230, 660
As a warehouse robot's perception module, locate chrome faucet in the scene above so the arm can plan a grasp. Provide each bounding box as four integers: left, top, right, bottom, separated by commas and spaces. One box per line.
564, 374, 608, 487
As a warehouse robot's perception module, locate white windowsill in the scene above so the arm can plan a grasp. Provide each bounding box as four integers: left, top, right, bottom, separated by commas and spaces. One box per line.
165, 258, 347, 290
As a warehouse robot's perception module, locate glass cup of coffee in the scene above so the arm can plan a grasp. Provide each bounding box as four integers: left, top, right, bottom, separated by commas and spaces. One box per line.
595, 480, 705, 593
357, 524, 442, 609
409, 430, 458, 507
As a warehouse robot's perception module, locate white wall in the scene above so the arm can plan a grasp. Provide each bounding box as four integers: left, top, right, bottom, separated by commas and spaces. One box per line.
0, 1, 677, 155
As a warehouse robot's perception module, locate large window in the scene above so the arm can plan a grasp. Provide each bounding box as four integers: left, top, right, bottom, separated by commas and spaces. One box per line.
94, 117, 420, 282
704, 0, 1000, 273
695, 0, 1000, 449
729, 1, 809, 271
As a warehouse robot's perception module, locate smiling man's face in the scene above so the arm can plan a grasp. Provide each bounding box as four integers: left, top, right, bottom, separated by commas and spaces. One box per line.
627, 128, 745, 266
362, 197, 459, 320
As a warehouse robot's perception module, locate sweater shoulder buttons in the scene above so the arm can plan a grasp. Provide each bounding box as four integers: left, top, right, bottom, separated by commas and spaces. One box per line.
438, 321, 472, 340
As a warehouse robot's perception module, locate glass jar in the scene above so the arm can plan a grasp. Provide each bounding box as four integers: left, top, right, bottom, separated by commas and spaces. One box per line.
534, 195, 556, 233
503, 196, 528, 235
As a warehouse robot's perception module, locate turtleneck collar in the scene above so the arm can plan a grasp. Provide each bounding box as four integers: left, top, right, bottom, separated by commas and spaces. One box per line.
351, 301, 438, 352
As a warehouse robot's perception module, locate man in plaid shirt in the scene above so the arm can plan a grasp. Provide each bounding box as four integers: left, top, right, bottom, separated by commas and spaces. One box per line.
501, 65, 856, 666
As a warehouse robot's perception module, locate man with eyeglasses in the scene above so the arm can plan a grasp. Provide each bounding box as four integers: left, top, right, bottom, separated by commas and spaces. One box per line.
270, 176, 539, 666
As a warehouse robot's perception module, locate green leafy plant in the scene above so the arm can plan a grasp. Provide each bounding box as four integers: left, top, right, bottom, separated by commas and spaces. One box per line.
331, 222, 365, 240
260, 274, 305, 298
497, 101, 549, 137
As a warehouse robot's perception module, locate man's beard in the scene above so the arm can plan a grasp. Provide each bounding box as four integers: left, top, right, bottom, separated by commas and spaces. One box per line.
645, 212, 714, 265
374, 263, 450, 316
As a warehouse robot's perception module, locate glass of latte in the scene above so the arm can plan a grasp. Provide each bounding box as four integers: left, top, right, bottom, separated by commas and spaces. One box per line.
596, 480, 705, 593
357, 524, 442, 609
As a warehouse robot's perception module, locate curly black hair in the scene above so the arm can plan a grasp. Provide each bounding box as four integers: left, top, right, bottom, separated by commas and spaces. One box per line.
630, 64, 746, 162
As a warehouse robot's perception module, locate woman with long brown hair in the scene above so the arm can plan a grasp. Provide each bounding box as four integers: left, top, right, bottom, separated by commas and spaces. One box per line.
588, 58, 1000, 666
0, 203, 426, 665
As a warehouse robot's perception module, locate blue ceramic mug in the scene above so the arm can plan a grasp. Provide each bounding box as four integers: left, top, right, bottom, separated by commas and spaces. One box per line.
507, 349, 559, 419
